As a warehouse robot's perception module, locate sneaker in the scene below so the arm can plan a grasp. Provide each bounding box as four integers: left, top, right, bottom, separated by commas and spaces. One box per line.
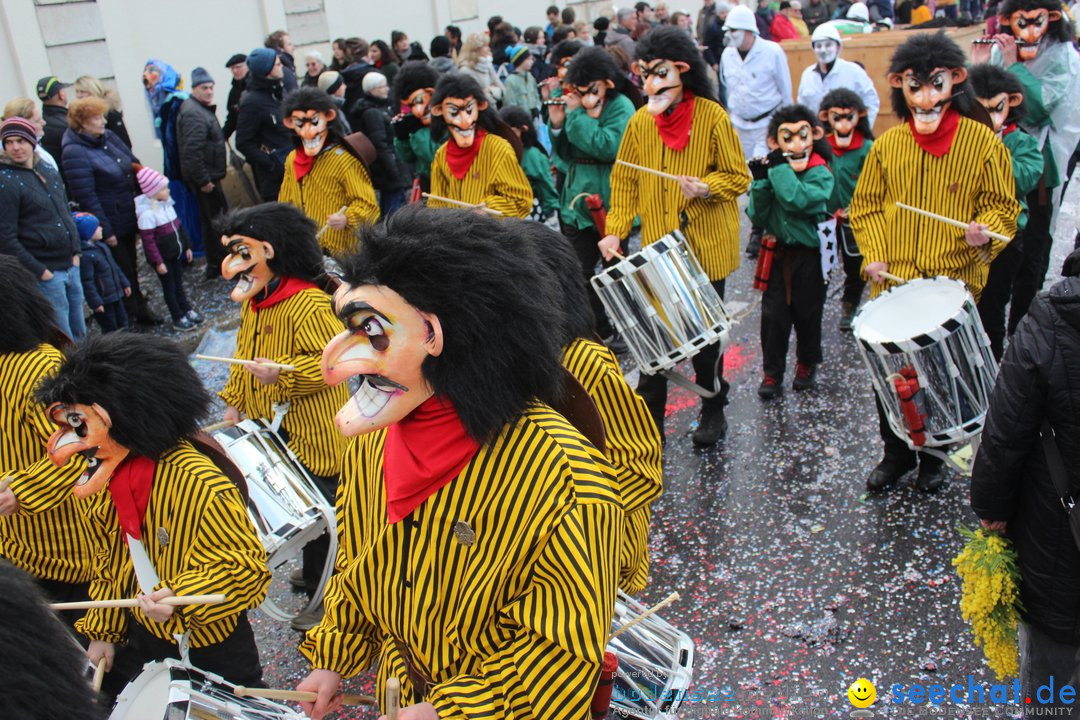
288, 568, 308, 591
289, 606, 325, 632
186, 309, 204, 324
172, 316, 195, 331
792, 363, 816, 392
691, 405, 727, 446
839, 302, 857, 332
758, 375, 782, 400
745, 228, 763, 259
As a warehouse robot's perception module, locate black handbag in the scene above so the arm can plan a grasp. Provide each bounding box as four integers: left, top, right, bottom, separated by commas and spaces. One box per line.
1041, 420, 1080, 553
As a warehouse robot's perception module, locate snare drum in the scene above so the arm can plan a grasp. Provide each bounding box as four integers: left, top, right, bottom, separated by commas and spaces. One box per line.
608, 590, 695, 720
591, 231, 730, 383
110, 659, 304, 719
212, 419, 336, 622
852, 277, 997, 448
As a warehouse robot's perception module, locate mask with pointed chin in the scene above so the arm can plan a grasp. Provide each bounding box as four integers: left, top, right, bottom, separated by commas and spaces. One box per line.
889, 66, 965, 135
284, 109, 334, 156
1005, 9, 1059, 60
321, 283, 443, 436
220, 235, 276, 302
977, 91, 1022, 134
46, 402, 129, 497
637, 59, 688, 116
576, 81, 613, 119
406, 87, 434, 126
768, 120, 821, 172
433, 95, 484, 148
822, 107, 862, 147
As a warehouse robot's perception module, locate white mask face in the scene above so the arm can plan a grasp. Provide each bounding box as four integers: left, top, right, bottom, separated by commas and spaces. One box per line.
724, 29, 747, 47
813, 39, 839, 64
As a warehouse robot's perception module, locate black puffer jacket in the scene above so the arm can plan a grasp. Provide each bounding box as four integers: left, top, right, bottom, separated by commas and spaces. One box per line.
234, 74, 293, 201
177, 97, 227, 187
350, 93, 410, 191
0, 154, 79, 276
972, 250, 1080, 642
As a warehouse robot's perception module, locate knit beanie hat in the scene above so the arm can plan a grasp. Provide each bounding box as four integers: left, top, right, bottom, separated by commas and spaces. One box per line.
247, 47, 278, 77
191, 67, 214, 87
508, 45, 531, 67
318, 70, 344, 95
72, 212, 101, 243
362, 72, 388, 94
136, 166, 169, 197
0, 117, 39, 148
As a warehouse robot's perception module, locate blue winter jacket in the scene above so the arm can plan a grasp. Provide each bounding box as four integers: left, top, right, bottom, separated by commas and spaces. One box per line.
79, 239, 130, 308
60, 129, 140, 239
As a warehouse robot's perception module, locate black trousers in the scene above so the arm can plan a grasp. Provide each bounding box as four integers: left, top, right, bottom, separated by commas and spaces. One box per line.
875, 395, 944, 471
760, 245, 826, 379
560, 221, 625, 338
636, 278, 728, 437
1007, 191, 1053, 336
36, 577, 90, 645
154, 256, 193, 322
93, 300, 129, 333
839, 223, 866, 307
976, 241, 1023, 361
188, 182, 229, 275
109, 232, 152, 321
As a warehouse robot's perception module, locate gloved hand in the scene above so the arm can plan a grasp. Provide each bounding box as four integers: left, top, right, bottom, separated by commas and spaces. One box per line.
748, 158, 769, 181
392, 114, 421, 141
766, 148, 787, 169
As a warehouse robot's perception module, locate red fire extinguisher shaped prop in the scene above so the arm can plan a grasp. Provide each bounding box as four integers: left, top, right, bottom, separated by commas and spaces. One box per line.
590, 651, 619, 719
409, 178, 422, 204
584, 193, 607, 236
891, 365, 927, 446
753, 235, 778, 291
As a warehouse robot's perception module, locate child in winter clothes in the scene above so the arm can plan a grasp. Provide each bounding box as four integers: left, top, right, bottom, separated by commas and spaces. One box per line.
134, 165, 203, 330
499, 105, 558, 224
73, 211, 130, 333
502, 46, 541, 117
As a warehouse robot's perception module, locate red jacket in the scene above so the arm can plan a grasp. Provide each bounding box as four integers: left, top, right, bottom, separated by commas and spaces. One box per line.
770, 13, 801, 41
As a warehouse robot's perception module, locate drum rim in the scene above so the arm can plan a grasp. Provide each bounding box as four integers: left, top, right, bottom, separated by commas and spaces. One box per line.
852, 276, 973, 354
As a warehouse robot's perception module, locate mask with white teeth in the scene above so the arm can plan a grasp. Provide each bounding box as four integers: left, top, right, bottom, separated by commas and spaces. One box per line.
433, 95, 485, 149
822, 107, 864, 148
284, 109, 335, 157
220, 235, 277, 303
46, 402, 129, 497
636, 59, 689, 116
769, 120, 821, 173
322, 283, 444, 436
889, 65, 966, 136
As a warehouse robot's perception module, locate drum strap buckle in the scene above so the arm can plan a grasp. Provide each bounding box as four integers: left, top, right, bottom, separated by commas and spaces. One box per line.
269, 402, 290, 434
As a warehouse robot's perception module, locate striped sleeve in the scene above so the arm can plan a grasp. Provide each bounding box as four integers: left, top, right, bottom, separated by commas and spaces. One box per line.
483, 138, 533, 220
701, 108, 752, 202
77, 498, 129, 644
605, 119, 640, 240
265, 294, 340, 402
299, 553, 384, 677
848, 141, 888, 265
974, 138, 1021, 262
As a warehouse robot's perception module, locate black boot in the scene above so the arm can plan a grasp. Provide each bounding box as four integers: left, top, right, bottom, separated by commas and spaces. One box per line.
915, 456, 946, 493
692, 404, 727, 446
866, 456, 917, 491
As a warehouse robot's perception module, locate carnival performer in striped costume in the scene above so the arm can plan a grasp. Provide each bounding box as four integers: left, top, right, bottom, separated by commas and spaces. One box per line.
38, 333, 270, 699
278, 88, 379, 257
849, 33, 1020, 494
599, 26, 752, 446
428, 74, 533, 218
218, 203, 349, 619
297, 207, 622, 720
0, 257, 96, 634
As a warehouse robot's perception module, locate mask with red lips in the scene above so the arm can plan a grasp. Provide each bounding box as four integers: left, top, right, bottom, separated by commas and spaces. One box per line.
406, 87, 434, 126
220, 235, 276, 302
432, 95, 485, 148
46, 402, 129, 497
821, 107, 865, 147
636, 59, 689, 115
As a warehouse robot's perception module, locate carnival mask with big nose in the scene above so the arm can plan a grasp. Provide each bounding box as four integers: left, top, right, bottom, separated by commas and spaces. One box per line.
767, 120, 822, 172
637, 59, 689, 116
321, 283, 443, 436
284, 109, 334, 156
433, 95, 484, 148
888, 66, 966, 135
220, 235, 276, 302
406, 87, 434, 126
1005, 9, 1059, 60
821, 107, 864, 147
977, 91, 1022, 135
575, 81, 613, 119
46, 402, 128, 498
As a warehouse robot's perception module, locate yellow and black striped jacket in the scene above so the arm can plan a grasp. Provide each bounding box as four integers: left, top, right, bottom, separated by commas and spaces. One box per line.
849, 117, 1020, 301
0, 344, 98, 584
563, 338, 662, 595
429, 134, 534, 218
76, 442, 269, 647
301, 405, 623, 718
607, 99, 752, 281
279, 143, 380, 257
220, 287, 349, 478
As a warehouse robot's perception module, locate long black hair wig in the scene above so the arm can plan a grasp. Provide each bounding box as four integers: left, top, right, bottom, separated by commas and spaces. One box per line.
0, 256, 70, 353
215, 202, 326, 282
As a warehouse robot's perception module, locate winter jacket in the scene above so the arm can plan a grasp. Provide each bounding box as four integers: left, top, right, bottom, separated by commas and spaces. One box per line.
223, 76, 247, 141
234, 74, 293, 201
971, 252, 1080, 642
0, 154, 80, 277
135, 194, 186, 264
393, 122, 440, 181
60, 128, 139, 239
105, 109, 132, 149
41, 104, 68, 176
429, 56, 457, 75
280, 52, 299, 94
458, 62, 504, 105
340, 61, 375, 115
79, 238, 129, 308
803, 0, 832, 31
503, 71, 541, 116
177, 96, 227, 187
351, 94, 411, 191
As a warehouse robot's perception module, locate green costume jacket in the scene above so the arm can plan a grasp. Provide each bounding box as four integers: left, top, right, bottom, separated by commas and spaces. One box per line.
748, 159, 834, 249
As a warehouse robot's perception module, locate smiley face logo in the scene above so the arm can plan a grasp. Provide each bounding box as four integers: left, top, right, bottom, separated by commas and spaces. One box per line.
847, 678, 876, 708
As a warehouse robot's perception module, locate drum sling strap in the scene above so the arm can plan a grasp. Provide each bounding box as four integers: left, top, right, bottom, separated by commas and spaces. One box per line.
1041, 420, 1080, 553
660, 356, 725, 399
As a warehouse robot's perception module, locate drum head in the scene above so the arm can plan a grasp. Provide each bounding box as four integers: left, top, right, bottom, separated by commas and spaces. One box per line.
109, 661, 170, 720
853, 277, 970, 345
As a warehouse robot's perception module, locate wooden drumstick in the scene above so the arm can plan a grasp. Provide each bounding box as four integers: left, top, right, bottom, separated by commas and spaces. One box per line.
386, 677, 401, 720
92, 661, 106, 693
895, 202, 1004, 263
316, 206, 349, 240
194, 354, 297, 372
608, 591, 680, 643
201, 420, 235, 433
875, 271, 906, 285
615, 160, 709, 192
421, 193, 503, 216
49, 593, 227, 611
234, 686, 377, 706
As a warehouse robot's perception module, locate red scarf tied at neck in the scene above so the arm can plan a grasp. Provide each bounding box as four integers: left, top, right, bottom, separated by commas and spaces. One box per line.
251, 276, 319, 313
907, 108, 960, 159
108, 455, 156, 539
445, 129, 487, 180
827, 129, 864, 158
653, 92, 695, 151
293, 149, 315, 180
383, 395, 481, 523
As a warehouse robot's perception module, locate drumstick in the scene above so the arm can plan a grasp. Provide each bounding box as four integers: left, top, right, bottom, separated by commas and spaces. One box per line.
315, 206, 349, 240
895, 202, 1004, 263
195, 354, 297, 372
421, 193, 503, 216
234, 686, 377, 706
615, 160, 709, 191
608, 591, 680, 643
386, 677, 401, 720
49, 593, 227, 611
91, 662, 106, 693
875, 271, 907, 285
201, 420, 235, 433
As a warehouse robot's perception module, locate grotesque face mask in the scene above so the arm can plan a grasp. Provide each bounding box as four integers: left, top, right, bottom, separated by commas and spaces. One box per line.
888, 66, 965, 135
768, 120, 822, 172
636, 59, 689, 116
575, 80, 613, 119
723, 29, 747, 48
284, 109, 335, 157
821, 107, 864, 147
406, 87, 434, 126
556, 56, 575, 81
142, 65, 162, 93
433, 95, 485, 148
321, 283, 444, 436
812, 39, 840, 65
46, 402, 128, 498
1005, 9, 1059, 60
977, 91, 1023, 134
220, 235, 276, 302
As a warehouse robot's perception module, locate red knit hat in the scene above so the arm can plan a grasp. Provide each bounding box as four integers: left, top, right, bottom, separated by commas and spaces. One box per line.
136, 166, 168, 197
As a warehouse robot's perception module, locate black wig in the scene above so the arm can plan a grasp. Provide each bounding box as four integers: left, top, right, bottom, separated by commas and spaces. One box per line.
498, 105, 540, 149
968, 63, 1027, 126
338, 206, 566, 442
818, 87, 876, 140
215, 202, 326, 282
0, 256, 70, 353
887, 32, 975, 120
634, 25, 718, 104
550, 39, 585, 67
393, 62, 440, 101
430, 73, 523, 160
565, 46, 645, 109
35, 333, 210, 459
998, 0, 1074, 43
768, 104, 833, 162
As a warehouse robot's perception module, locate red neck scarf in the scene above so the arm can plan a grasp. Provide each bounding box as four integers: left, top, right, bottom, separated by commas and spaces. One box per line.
653, 92, 695, 151
293, 150, 315, 180
445, 129, 486, 180
907, 108, 960, 158
251, 276, 319, 313
108, 455, 156, 539
383, 395, 481, 523
827, 130, 864, 158
804, 152, 829, 171
1002, 122, 1018, 137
